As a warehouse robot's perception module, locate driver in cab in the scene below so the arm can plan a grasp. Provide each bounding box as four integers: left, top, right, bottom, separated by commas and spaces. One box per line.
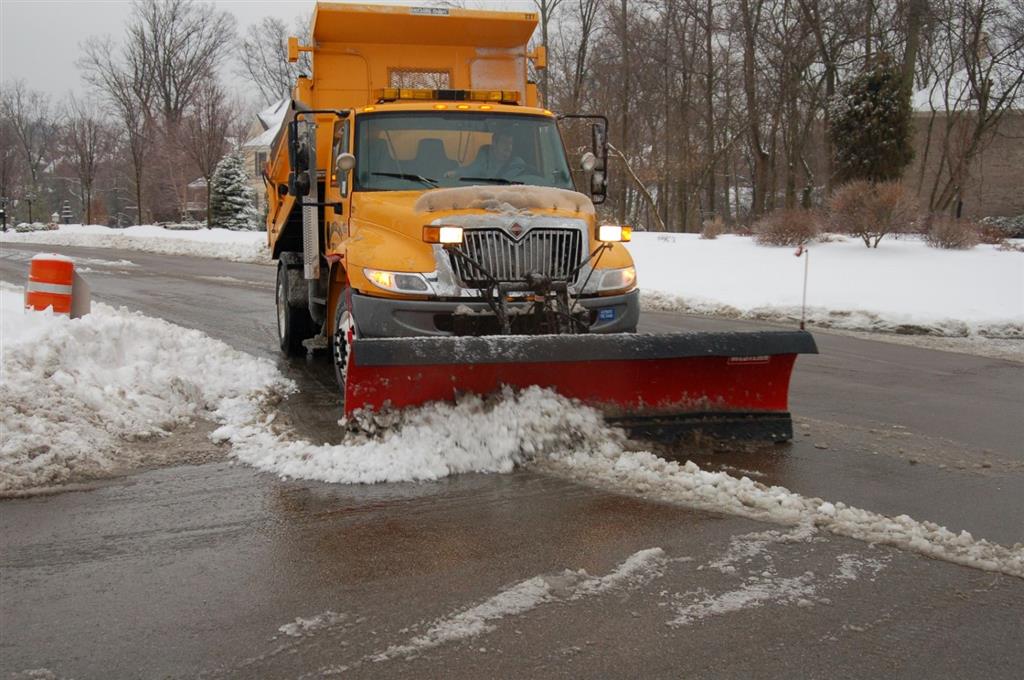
446, 130, 526, 183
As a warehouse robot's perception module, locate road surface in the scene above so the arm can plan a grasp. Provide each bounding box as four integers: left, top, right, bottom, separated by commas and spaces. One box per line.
1, 242, 1022, 679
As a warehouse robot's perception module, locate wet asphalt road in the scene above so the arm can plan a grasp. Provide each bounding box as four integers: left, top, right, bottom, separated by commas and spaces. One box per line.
1, 242, 1022, 679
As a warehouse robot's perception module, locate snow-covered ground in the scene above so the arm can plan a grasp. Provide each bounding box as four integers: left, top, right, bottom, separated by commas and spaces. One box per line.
627, 233, 1023, 339
0, 224, 268, 263
5, 226, 1020, 342
2, 286, 1021, 578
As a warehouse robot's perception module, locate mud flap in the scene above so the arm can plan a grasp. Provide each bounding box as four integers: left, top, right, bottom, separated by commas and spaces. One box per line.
344, 331, 818, 441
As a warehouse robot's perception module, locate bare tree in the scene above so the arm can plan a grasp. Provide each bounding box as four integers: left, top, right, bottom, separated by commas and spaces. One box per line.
0, 81, 56, 208
532, 0, 566, 106
182, 79, 236, 221
61, 95, 115, 225
80, 34, 155, 224
236, 15, 312, 105
0, 107, 19, 208
917, 0, 1024, 212
129, 0, 236, 128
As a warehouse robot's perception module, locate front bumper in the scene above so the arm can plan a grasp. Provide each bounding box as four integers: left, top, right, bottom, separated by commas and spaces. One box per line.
351, 289, 640, 338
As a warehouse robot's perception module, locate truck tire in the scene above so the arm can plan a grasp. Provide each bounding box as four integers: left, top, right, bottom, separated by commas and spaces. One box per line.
332, 287, 356, 394
276, 260, 314, 355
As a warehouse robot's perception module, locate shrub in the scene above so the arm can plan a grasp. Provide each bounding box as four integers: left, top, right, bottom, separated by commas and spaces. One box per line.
700, 216, 726, 240
975, 222, 1007, 245
753, 209, 820, 246
827, 180, 919, 248
978, 215, 1024, 239
922, 215, 979, 249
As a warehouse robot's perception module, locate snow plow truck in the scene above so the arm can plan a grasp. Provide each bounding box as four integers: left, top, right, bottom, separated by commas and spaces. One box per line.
265, 2, 817, 441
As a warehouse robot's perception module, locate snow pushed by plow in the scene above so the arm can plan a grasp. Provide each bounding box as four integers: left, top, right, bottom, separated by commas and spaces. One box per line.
3, 292, 1021, 578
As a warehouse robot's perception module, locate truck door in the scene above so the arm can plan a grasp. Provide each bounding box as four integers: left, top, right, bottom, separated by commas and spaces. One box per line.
326, 115, 353, 252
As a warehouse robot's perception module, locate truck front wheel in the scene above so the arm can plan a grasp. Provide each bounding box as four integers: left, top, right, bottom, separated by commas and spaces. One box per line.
276, 261, 314, 355
332, 288, 356, 394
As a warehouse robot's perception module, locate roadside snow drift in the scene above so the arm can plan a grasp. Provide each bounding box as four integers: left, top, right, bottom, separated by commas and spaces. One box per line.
0, 286, 287, 494
0, 224, 268, 263
627, 233, 1023, 338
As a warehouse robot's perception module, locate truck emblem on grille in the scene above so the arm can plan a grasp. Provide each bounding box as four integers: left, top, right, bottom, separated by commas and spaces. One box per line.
509, 222, 524, 238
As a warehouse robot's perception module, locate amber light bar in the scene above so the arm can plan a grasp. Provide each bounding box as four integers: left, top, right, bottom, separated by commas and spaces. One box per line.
376, 88, 520, 104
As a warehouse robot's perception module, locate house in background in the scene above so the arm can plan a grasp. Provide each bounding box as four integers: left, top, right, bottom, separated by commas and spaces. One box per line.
242, 99, 289, 219
906, 66, 1024, 219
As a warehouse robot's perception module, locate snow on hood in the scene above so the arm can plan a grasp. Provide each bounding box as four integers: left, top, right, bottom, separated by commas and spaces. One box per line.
413, 186, 596, 215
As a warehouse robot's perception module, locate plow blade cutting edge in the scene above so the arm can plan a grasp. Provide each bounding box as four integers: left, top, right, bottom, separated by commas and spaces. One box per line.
344, 331, 818, 442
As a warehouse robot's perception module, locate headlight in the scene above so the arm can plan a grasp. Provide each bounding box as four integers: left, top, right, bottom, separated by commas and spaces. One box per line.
364, 268, 434, 294
597, 266, 636, 292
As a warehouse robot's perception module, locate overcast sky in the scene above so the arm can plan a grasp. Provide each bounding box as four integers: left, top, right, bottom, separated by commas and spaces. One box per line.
0, 0, 536, 103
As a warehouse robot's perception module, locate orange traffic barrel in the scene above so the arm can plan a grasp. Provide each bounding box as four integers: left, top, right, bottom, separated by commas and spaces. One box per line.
25, 253, 74, 314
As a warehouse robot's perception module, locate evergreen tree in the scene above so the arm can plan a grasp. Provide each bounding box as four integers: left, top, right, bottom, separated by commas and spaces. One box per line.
208, 152, 260, 230
830, 56, 914, 185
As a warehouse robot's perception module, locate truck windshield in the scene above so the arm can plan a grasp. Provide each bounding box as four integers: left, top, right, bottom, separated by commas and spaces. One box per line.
355, 112, 574, 192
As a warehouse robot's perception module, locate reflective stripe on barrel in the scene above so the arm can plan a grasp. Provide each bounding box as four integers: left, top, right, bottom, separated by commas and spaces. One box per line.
26, 254, 74, 314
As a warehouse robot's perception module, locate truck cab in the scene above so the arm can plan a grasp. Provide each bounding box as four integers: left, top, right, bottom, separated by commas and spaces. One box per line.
265, 4, 639, 379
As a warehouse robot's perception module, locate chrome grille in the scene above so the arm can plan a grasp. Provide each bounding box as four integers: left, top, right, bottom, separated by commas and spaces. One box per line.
450, 228, 584, 287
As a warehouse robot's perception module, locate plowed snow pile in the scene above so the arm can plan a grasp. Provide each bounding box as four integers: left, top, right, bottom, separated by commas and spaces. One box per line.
3, 290, 1021, 577
0, 286, 287, 493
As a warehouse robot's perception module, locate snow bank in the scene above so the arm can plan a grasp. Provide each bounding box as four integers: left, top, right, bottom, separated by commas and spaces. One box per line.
0, 286, 288, 494
0, 224, 269, 263
627, 233, 1024, 338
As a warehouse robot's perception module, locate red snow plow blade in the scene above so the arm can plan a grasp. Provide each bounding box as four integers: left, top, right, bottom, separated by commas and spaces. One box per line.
344, 331, 818, 441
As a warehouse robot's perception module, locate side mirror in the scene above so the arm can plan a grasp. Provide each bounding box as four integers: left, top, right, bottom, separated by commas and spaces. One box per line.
336, 152, 356, 173
580, 152, 597, 172
287, 119, 314, 197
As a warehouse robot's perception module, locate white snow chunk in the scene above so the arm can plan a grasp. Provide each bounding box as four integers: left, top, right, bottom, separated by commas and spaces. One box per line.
278, 611, 347, 637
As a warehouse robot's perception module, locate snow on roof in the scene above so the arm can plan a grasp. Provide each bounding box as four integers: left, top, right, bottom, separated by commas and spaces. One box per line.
257, 98, 289, 129
912, 61, 1024, 113
244, 98, 289, 149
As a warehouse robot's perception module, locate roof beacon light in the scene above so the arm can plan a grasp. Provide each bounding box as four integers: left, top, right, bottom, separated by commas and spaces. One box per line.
377, 88, 520, 105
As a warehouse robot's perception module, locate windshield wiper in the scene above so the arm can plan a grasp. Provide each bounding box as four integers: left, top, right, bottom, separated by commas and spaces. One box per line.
371, 172, 438, 188
458, 176, 523, 185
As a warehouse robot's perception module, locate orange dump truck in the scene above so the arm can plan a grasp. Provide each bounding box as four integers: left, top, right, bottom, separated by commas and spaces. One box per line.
265, 2, 816, 441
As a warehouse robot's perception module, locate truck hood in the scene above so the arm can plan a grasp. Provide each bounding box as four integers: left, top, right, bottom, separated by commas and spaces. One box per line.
352, 186, 596, 232
413, 186, 596, 217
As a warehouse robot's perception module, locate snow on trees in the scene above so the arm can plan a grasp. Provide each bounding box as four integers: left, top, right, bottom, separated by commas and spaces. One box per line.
208, 152, 259, 231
